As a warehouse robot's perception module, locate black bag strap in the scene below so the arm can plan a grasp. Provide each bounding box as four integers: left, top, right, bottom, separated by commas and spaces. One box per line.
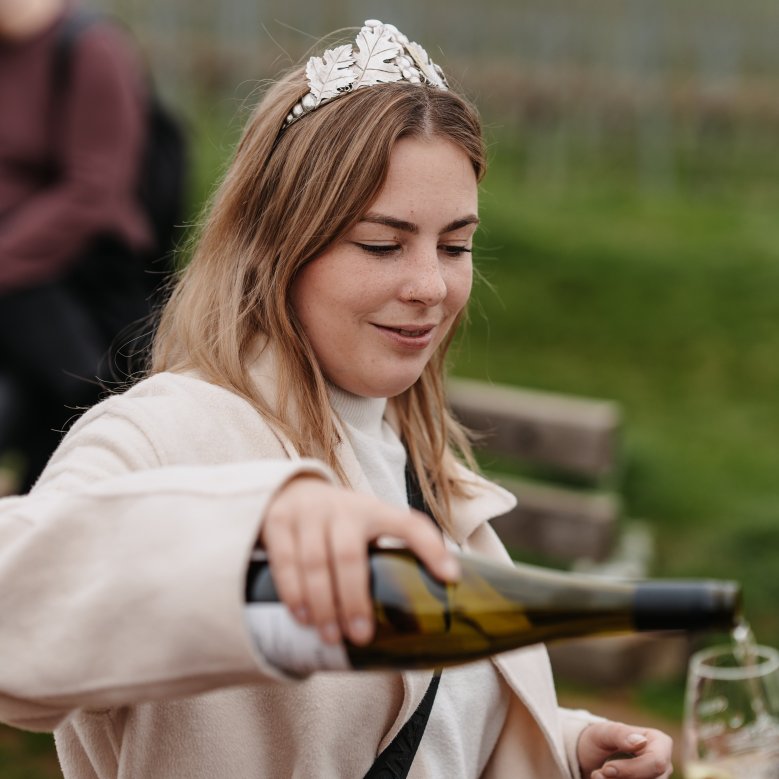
363, 463, 442, 779
52, 9, 104, 95
48, 10, 101, 162
362, 670, 441, 779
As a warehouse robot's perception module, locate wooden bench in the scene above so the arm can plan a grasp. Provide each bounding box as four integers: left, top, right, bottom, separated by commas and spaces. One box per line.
448, 377, 622, 564
448, 377, 690, 686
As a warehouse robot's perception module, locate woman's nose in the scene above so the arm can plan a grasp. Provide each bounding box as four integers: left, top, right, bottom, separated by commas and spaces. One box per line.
401, 251, 447, 305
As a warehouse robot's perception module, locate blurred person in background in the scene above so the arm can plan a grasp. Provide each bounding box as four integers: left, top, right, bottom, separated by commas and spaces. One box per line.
0, 19, 673, 779
0, 0, 153, 493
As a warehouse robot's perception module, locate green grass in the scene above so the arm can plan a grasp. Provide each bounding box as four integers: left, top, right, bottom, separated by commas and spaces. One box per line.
0, 729, 59, 779
455, 134, 779, 650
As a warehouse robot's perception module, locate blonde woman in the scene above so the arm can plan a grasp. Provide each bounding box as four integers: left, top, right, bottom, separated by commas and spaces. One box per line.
0, 20, 673, 779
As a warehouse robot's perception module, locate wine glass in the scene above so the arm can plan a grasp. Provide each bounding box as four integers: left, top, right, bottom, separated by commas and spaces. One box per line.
683, 643, 779, 779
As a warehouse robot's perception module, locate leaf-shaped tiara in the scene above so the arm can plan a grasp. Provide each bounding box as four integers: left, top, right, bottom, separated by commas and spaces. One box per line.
282, 19, 448, 130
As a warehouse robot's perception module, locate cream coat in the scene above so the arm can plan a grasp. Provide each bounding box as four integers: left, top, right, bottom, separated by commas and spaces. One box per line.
0, 348, 597, 778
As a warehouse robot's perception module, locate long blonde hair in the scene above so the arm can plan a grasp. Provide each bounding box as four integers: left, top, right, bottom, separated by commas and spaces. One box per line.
151, 66, 485, 529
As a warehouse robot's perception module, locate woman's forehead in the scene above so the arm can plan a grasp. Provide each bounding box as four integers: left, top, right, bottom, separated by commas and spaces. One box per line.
365, 137, 479, 223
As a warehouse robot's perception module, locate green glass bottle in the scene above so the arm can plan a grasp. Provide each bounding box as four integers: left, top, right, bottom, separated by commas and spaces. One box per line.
245, 547, 740, 673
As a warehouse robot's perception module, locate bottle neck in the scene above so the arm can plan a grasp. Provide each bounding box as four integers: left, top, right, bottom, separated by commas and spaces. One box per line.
632, 581, 740, 632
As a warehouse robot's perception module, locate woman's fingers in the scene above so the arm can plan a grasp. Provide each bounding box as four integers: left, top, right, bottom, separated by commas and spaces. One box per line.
260, 476, 460, 646
326, 499, 448, 645
296, 519, 342, 644
329, 501, 460, 645
580, 722, 673, 779
327, 515, 373, 644
366, 505, 460, 583
591, 750, 673, 779
259, 502, 310, 624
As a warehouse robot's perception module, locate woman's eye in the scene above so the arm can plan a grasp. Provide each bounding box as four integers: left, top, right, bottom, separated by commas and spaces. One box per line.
354, 243, 399, 256
440, 245, 473, 257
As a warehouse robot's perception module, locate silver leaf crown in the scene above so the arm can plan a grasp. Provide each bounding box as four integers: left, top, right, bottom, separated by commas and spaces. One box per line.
282, 19, 448, 131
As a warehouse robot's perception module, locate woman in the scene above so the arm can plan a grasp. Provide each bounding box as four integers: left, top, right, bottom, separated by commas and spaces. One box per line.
0, 20, 673, 779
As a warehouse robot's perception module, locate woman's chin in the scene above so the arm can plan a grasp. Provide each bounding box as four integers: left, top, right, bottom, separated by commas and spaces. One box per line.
337, 373, 423, 399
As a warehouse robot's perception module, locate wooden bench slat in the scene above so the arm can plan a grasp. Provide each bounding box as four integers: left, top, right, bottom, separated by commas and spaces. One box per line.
490, 475, 619, 562
448, 377, 622, 479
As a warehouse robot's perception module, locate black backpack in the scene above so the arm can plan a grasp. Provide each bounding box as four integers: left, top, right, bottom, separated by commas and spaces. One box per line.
53, 10, 188, 298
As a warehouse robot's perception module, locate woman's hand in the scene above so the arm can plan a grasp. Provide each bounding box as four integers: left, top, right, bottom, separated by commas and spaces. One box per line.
258, 475, 459, 647
577, 721, 673, 779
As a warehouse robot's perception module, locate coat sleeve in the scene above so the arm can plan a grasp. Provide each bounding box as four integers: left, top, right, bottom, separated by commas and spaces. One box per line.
0, 399, 332, 732
560, 706, 606, 779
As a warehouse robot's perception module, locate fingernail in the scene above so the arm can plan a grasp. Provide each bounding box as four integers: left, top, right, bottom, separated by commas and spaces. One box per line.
602, 766, 618, 778
626, 733, 647, 747
294, 606, 309, 623
349, 617, 372, 644
320, 622, 340, 644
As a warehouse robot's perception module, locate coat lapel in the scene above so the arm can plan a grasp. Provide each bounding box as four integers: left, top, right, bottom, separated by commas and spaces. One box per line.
245, 344, 572, 774
463, 521, 573, 777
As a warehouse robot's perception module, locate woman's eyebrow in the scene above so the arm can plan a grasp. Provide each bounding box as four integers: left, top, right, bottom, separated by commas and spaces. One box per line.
441, 216, 480, 234
359, 213, 480, 234
359, 214, 418, 233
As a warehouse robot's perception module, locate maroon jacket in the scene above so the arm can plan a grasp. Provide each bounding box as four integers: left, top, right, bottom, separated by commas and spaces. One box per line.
0, 7, 153, 292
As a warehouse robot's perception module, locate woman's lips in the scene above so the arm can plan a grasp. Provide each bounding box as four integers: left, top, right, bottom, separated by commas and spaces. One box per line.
373, 323, 436, 349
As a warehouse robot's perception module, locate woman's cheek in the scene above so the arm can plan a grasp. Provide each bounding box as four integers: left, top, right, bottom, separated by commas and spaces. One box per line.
450, 264, 473, 313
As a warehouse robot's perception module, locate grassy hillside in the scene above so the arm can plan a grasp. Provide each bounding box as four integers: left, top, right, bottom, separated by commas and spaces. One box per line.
456, 133, 779, 648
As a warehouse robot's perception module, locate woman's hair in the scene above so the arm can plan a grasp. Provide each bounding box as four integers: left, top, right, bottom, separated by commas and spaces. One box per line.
150, 62, 486, 529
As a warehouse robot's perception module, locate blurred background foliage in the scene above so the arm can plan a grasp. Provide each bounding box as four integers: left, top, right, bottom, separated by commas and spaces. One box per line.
5, 0, 779, 775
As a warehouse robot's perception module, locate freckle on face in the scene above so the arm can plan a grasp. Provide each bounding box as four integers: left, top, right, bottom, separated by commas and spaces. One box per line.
291, 136, 478, 398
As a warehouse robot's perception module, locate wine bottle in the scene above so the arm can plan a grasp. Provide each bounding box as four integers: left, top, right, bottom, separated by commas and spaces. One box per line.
244, 547, 740, 674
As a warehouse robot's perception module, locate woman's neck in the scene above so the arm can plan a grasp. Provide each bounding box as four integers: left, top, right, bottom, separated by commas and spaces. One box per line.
327, 385, 387, 437
328, 384, 407, 509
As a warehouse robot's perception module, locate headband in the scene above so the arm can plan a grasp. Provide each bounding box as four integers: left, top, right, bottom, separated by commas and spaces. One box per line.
282, 19, 448, 130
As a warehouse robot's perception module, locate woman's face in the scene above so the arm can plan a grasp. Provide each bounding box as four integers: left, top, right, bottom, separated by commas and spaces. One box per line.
291, 136, 478, 398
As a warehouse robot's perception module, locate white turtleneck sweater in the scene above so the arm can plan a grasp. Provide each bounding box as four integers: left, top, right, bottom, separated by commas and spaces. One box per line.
328, 387, 408, 509
329, 387, 511, 779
